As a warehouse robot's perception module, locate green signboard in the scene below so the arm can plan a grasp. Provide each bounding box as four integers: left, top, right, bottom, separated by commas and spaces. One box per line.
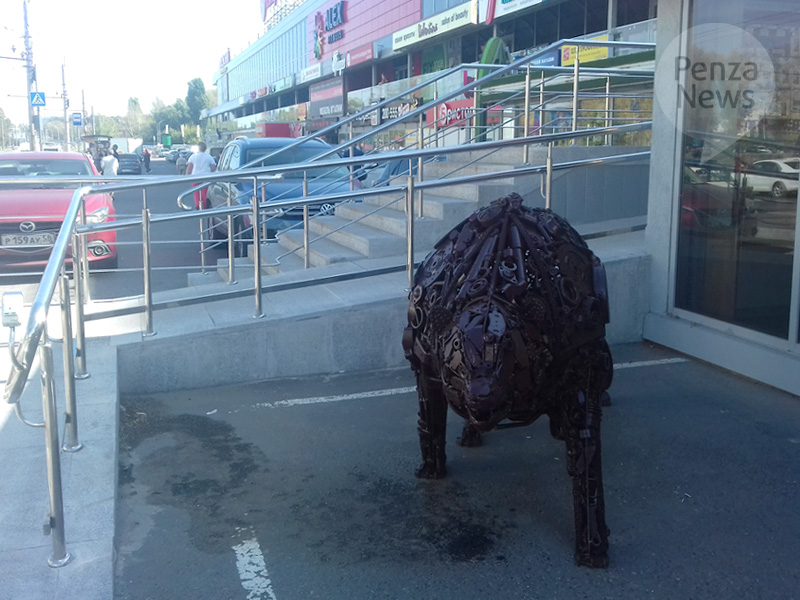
161, 134, 172, 147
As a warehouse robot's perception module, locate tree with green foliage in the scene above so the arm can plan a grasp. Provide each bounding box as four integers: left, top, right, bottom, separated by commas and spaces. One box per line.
186, 78, 209, 125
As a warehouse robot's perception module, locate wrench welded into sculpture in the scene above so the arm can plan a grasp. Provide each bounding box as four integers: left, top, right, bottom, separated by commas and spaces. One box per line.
402, 193, 613, 568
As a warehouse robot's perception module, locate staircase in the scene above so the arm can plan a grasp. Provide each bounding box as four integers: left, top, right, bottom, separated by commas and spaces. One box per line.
209, 143, 650, 283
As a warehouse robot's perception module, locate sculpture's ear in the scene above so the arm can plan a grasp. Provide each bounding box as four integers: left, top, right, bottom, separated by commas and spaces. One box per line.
428, 305, 454, 335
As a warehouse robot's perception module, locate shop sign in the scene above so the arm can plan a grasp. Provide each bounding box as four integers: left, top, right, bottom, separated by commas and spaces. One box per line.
309, 77, 344, 119
312, 0, 347, 59
271, 74, 295, 93
300, 64, 322, 84
346, 44, 373, 68
380, 101, 414, 122
257, 87, 269, 97
561, 36, 609, 66
427, 100, 476, 127
482, 0, 544, 25
392, 1, 477, 51
219, 49, 231, 69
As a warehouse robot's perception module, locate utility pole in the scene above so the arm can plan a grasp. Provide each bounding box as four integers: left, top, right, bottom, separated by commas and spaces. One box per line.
81, 89, 87, 151
62, 64, 70, 151
23, 0, 39, 151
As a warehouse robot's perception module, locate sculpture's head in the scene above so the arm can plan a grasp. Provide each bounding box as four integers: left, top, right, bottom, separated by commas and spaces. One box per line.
441, 303, 516, 431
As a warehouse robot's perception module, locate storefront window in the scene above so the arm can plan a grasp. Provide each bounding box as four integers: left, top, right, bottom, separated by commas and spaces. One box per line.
674, 2, 799, 339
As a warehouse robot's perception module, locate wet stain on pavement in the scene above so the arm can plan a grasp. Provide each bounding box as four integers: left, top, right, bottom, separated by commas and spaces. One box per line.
117, 396, 518, 569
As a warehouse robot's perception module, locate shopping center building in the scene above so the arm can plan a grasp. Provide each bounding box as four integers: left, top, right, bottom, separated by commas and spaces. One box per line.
204, 0, 800, 397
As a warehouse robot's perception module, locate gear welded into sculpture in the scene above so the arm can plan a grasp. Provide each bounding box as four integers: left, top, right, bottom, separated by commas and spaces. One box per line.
402, 192, 614, 568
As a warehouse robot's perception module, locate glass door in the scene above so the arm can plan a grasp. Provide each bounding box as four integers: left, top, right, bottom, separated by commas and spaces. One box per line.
674, 1, 800, 344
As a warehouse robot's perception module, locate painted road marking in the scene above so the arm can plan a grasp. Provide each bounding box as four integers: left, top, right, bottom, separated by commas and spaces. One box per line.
244, 358, 689, 411
233, 528, 277, 600
614, 357, 689, 369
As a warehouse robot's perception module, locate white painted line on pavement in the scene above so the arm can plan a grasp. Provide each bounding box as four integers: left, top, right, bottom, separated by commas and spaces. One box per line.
242, 358, 689, 412
233, 528, 277, 600
614, 357, 689, 369
250, 386, 417, 409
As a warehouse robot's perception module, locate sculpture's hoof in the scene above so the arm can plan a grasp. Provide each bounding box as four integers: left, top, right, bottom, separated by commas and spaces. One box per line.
457, 426, 482, 447
575, 552, 609, 569
415, 464, 447, 479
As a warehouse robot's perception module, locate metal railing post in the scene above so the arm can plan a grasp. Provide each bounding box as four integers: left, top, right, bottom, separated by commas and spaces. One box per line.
406, 166, 415, 290
39, 334, 72, 568
572, 55, 580, 140
59, 273, 81, 452
77, 199, 91, 302
433, 88, 439, 148
252, 177, 264, 319
523, 65, 532, 164
142, 206, 155, 336
303, 173, 310, 269
226, 183, 237, 285
546, 143, 553, 210
71, 230, 88, 379
604, 76, 612, 146
539, 73, 545, 136
417, 113, 424, 219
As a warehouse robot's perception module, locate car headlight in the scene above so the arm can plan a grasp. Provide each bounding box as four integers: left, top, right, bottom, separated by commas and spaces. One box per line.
86, 206, 110, 224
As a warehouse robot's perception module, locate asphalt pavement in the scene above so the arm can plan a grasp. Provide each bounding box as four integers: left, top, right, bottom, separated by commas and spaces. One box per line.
114, 341, 800, 600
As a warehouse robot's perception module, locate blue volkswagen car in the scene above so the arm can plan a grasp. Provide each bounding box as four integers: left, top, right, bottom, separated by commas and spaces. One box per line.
205, 136, 360, 254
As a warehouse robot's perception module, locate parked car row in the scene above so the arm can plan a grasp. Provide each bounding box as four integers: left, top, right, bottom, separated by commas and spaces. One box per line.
0, 151, 117, 269
205, 136, 361, 255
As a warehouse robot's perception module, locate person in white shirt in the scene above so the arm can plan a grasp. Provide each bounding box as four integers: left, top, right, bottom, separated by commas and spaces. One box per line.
100, 151, 118, 176
185, 142, 217, 208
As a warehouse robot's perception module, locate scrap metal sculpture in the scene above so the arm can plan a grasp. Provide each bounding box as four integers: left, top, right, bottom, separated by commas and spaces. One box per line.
402, 193, 613, 568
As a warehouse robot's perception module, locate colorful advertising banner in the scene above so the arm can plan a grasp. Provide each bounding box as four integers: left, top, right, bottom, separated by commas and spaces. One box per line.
309, 76, 344, 119
561, 36, 609, 66
392, 1, 478, 51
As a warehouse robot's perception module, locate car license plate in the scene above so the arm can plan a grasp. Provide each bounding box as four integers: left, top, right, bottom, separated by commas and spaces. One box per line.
1, 232, 56, 246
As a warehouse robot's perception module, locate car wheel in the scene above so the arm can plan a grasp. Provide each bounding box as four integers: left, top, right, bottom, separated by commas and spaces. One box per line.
772, 181, 787, 197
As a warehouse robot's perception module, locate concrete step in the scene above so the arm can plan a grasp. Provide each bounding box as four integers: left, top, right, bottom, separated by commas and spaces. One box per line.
308, 214, 406, 257
346, 193, 474, 228
277, 228, 365, 267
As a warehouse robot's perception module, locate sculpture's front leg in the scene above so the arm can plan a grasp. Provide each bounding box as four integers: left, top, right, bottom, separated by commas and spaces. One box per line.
565, 389, 609, 568
415, 365, 448, 479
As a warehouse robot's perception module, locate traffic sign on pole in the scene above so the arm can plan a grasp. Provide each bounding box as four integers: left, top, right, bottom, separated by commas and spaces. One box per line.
30, 92, 46, 107
71, 112, 82, 126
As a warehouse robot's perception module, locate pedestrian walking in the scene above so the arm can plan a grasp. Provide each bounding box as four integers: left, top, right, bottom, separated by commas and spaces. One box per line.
185, 142, 217, 209
100, 151, 118, 176
176, 153, 188, 175
143, 149, 151, 173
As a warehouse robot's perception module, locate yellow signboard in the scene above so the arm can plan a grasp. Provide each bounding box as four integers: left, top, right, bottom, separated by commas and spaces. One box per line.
561, 35, 609, 66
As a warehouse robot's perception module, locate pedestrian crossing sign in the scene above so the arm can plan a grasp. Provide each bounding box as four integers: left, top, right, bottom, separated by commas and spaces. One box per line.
30, 92, 46, 107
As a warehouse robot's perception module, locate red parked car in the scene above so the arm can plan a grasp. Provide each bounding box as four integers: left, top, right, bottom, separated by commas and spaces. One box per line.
0, 151, 117, 269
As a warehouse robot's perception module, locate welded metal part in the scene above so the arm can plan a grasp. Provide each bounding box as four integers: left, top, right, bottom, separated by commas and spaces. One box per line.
403, 192, 613, 568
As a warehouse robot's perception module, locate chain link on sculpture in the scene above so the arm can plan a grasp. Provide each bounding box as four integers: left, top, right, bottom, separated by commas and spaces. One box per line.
402, 193, 613, 568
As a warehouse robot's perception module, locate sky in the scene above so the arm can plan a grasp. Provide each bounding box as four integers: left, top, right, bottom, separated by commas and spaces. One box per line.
0, 0, 268, 125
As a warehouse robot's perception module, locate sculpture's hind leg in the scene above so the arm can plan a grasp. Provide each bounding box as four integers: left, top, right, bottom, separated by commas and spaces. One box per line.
565, 387, 609, 568
457, 422, 482, 447
415, 364, 448, 479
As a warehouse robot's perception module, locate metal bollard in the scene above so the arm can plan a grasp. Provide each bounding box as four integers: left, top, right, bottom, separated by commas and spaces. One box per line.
40, 338, 72, 568
59, 273, 81, 452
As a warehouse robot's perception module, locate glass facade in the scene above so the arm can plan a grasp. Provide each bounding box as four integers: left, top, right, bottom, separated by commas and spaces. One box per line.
225, 22, 306, 100
675, 1, 800, 339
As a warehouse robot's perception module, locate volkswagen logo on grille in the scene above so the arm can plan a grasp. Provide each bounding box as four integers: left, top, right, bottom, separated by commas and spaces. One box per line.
20, 221, 36, 233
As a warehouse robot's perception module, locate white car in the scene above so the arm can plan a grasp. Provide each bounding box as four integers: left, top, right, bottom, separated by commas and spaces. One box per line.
745, 158, 799, 197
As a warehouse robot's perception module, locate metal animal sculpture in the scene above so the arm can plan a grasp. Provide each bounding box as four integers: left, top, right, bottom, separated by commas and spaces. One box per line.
402, 193, 613, 568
